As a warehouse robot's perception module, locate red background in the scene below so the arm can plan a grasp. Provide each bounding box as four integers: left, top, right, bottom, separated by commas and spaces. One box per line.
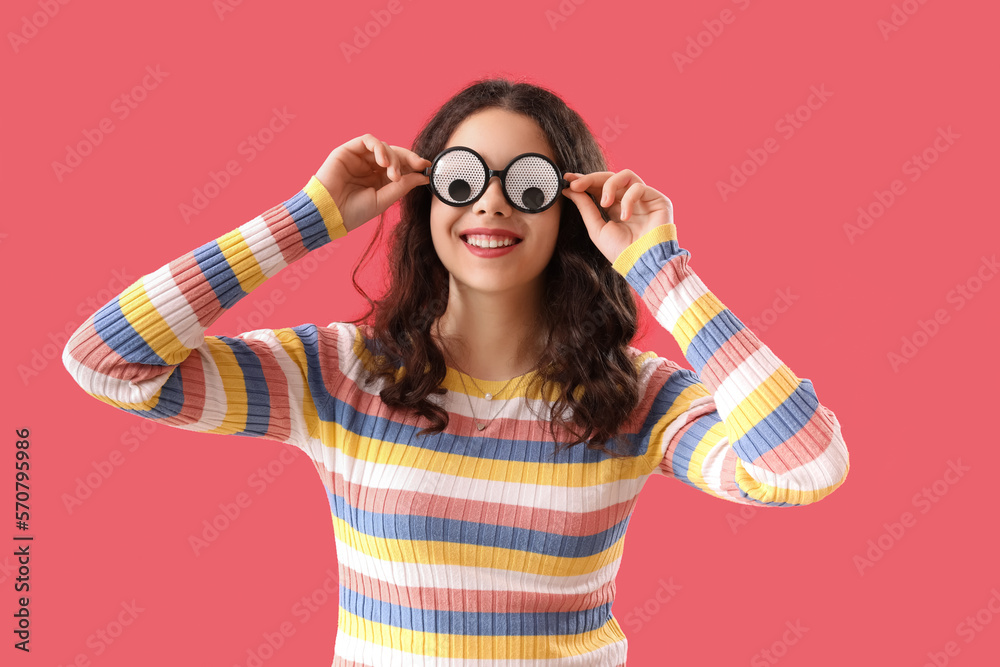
3, 0, 999, 665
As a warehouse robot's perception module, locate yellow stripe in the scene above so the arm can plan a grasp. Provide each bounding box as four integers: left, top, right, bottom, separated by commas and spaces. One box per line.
118, 281, 189, 365
685, 420, 729, 499
336, 607, 626, 659
273, 328, 323, 440
100, 337, 250, 431
672, 290, 727, 356
735, 458, 848, 504
610, 223, 677, 276
201, 337, 250, 434
725, 366, 801, 444
647, 381, 711, 469
217, 227, 267, 294
331, 514, 624, 578
305, 175, 348, 240
334, 425, 649, 487
86, 390, 156, 412
632, 350, 658, 371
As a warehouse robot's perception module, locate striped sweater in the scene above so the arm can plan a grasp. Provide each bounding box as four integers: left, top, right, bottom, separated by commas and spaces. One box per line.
62, 175, 850, 666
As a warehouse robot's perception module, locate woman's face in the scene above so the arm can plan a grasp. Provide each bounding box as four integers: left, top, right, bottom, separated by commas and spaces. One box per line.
429, 108, 563, 296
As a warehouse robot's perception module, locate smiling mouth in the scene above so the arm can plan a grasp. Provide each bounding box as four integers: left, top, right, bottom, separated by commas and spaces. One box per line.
461, 235, 523, 248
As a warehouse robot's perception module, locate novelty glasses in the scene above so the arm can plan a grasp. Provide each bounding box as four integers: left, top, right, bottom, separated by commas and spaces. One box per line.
423, 146, 570, 214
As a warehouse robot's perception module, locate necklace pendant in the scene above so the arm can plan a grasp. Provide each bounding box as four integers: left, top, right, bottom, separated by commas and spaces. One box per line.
484, 393, 493, 400
476, 422, 485, 431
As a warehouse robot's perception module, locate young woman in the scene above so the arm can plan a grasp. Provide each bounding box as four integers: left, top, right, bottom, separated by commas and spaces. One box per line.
62, 78, 850, 666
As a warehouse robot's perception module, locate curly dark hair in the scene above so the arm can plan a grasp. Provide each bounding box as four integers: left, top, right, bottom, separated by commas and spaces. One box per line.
342, 76, 643, 458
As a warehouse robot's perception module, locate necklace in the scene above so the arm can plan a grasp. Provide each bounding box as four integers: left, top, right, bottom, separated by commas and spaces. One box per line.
461, 370, 512, 401
451, 365, 534, 431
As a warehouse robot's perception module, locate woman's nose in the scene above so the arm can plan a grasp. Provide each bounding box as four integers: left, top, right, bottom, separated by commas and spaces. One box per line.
475, 176, 510, 214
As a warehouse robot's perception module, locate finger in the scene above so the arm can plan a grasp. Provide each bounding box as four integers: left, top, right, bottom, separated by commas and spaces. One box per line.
599, 173, 624, 207
562, 187, 607, 240
620, 182, 645, 221
362, 135, 395, 180
377, 140, 395, 180
566, 171, 613, 195
601, 170, 644, 207
392, 145, 433, 173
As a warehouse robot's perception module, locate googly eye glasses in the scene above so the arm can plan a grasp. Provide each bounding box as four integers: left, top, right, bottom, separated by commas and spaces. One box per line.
422, 146, 570, 214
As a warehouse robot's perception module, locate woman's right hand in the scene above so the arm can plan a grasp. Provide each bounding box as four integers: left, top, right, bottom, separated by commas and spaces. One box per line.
315, 134, 431, 232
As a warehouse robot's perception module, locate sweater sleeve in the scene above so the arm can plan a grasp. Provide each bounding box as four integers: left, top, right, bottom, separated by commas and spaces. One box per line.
611, 223, 850, 506
61, 176, 348, 453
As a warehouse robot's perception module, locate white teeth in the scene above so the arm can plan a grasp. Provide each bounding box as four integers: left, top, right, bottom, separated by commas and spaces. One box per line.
463, 234, 519, 248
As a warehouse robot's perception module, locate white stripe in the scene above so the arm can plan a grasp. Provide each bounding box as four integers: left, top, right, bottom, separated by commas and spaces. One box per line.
333, 630, 627, 667
143, 264, 203, 350
236, 328, 322, 458
698, 435, 732, 498
332, 322, 565, 422
713, 346, 785, 417
237, 214, 289, 279
174, 341, 228, 431
739, 434, 849, 492
329, 446, 646, 514
333, 537, 622, 595
61, 336, 174, 406
652, 273, 709, 333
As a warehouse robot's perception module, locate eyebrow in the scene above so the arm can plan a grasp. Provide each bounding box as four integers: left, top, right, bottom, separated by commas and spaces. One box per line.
448, 146, 554, 169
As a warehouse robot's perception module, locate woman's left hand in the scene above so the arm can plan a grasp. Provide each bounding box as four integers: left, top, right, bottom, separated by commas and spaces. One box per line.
562, 169, 674, 265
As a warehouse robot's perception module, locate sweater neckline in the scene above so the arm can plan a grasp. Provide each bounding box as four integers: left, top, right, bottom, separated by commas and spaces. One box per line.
443, 365, 544, 399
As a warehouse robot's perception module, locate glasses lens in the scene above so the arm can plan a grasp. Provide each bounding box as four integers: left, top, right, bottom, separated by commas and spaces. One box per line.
431, 149, 485, 205
505, 155, 560, 212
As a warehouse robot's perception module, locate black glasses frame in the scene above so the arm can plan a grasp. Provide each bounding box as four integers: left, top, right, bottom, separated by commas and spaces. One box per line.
422, 146, 570, 214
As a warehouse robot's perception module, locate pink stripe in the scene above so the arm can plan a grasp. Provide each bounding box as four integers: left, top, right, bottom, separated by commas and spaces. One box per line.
330, 364, 586, 444
657, 398, 718, 477
340, 563, 615, 614
169, 251, 218, 330
330, 471, 636, 537
312, 325, 347, 411
626, 357, 686, 431
747, 407, 834, 472
67, 320, 168, 384
240, 335, 292, 441
720, 447, 743, 500
262, 202, 308, 266
699, 329, 766, 393
148, 347, 208, 424
643, 250, 690, 299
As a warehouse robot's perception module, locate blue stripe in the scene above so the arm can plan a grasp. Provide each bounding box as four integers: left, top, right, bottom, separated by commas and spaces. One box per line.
222, 336, 272, 436
331, 400, 637, 464
665, 410, 799, 507
282, 189, 334, 251
730, 378, 819, 463
193, 240, 248, 310
326, 487, 630, 559
122, 365, 185, 418
340, 585, 614, 636
291, 324, 646, 464
92, 297, 166, 365
669, 409, 721, 488
621, 239, 687, 295
683, 308, 748, 376
652, 369, 818, 507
